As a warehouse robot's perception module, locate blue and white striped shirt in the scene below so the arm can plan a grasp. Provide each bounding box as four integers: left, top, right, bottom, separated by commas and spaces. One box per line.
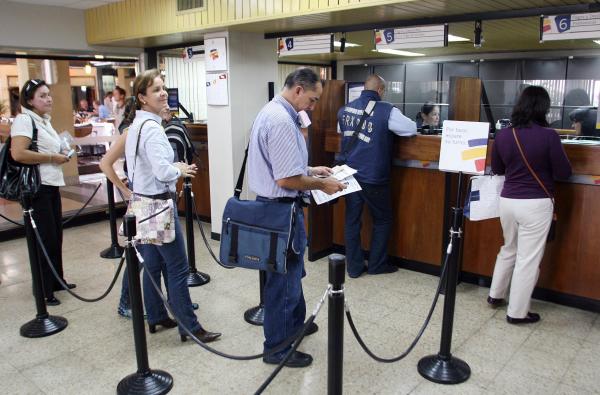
248, 95, 308, 198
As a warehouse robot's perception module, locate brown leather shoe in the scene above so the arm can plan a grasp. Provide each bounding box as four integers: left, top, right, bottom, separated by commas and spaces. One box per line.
181, 328, 221, 343
487, 296, 505, 308
507, 312, 540, 324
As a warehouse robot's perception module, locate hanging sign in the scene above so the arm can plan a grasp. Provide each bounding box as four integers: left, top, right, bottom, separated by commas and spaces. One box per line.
277, 34, 334, 56
375, 24, 447, 50
183, 45, 204, 63
541, 12, 600, 41
439, 120, 490, 175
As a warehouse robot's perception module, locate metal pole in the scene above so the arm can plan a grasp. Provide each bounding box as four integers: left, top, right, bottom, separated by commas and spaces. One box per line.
244, 270, 266, 326
417, 173, 470, 385
19, 192, 68, 338
183, 180, 210, 287
328, 254, 346, 395
117, 214, 173, 395
100, 179, 124, 259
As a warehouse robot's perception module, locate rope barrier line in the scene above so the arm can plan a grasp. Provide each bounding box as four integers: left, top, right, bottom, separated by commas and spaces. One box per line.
190, 191, 234, 269
61, 183, 103, 226
137, 244, 328, 361
0, 212, 24, 226
345, 248, 451, 363
28, 212, 125, 302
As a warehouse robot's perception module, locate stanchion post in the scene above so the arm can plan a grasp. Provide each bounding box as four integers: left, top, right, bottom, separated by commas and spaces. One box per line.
243, 270, 266, 325
328, 254, 345, 395
100, 179, 124, 259
183, 180, 210, 287
417, 173, 470, 384
19, 192, 68, 338
117, 214, 173, 395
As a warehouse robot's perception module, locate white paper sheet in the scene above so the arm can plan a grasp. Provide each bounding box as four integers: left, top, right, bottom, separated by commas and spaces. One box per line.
311, 172, 361, 205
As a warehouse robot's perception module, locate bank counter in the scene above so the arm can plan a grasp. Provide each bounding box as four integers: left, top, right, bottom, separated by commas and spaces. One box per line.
309, 79, 600, 312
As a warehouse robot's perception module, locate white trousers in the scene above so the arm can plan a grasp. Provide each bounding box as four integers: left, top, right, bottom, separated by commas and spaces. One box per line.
489, 197, 553, 318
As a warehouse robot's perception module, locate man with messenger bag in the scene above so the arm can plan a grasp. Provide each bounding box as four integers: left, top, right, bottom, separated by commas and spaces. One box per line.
248, 69, 345, 368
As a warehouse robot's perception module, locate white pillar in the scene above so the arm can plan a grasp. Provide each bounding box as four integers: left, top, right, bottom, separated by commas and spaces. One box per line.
206, 31, 277, 236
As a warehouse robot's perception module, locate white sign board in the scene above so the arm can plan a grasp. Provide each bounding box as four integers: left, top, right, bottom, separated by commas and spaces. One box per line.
204, 38, 227, 71
375, 25, 446, 50
206, 72, 229, 105
542, 12, 600, 41
439, 120, 490, 175
183, 45, 204, 63
278, 34, 333, 56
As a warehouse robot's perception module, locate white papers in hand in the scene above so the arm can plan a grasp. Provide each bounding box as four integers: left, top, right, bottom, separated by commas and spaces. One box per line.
311, 165, 361, 205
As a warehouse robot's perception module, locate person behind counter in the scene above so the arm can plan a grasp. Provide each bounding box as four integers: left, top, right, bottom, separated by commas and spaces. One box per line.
337, 74, 417, 278
488, 86, 572, 324
569, 107, 599, 137
415, 101, 440, 130
10, 79, 76, 306
124, 69, 221, 342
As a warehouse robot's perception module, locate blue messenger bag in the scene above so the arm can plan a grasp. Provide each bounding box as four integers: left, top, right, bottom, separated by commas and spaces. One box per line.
219, 146, 298, 274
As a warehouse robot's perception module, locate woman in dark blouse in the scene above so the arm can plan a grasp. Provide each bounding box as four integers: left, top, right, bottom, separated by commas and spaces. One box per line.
488, 86, 572, 324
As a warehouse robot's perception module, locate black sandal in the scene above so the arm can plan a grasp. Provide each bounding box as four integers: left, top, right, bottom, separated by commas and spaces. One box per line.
506, 312, 540, 324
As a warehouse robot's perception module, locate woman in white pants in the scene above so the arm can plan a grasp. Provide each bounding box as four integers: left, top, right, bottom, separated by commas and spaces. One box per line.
488, 86, 572, 324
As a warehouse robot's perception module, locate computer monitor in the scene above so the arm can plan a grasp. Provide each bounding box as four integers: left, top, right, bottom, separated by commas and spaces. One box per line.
167, 88, 179, 111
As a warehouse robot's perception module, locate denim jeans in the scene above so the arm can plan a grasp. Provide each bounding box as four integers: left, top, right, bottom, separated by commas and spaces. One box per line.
263, 206, 307, 355
344, 182, 392, 275
137, 215, 201, 334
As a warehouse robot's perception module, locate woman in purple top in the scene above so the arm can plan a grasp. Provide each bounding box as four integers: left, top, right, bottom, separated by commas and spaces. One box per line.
488, 86, 572, 324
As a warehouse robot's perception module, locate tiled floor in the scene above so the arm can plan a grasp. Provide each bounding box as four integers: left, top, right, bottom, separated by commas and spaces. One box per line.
0, 219, 598, 395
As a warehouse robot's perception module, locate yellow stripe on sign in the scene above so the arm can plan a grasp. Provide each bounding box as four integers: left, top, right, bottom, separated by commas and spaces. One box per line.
461, 147, 487, 161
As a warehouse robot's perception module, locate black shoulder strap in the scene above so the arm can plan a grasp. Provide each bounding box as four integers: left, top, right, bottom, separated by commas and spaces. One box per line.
131, 118, 161, 188
234, 144, 249, 198
340, 100, 376, 161
28, 115, 39, 152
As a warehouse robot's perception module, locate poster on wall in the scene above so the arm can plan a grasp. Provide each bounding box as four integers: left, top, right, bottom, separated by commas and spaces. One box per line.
204, 38, 227, 71
541, 12, 600, 41
439, 120, 490, 175
206, 72, 229, 105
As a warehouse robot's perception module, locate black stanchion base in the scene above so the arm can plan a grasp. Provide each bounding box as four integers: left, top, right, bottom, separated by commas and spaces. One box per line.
20, 315, 68, 338
117, 370, 173, 395
417, 354, 471, 384
187, 271, 210, 287
243, 305, 265, 326
100, 244, 125, 259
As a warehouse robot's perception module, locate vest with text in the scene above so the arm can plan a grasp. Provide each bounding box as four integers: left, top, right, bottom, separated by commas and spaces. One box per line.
337, 90, 394, 184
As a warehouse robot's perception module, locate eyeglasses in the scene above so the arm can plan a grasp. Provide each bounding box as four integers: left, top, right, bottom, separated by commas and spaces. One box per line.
24, 79, 44, 95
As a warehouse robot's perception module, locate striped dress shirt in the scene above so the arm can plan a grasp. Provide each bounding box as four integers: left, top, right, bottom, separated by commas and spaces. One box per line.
248, 95, 308, 198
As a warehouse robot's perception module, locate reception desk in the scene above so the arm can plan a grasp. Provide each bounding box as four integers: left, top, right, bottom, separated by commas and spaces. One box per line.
322, 133, 600, 311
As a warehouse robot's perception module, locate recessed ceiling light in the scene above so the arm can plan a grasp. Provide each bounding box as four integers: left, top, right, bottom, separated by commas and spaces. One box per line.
593, 40, 600, 45
334, 40, 360, 48
372, 49, 425, 57
448, 34, 470, 42
94, 54, 105, 59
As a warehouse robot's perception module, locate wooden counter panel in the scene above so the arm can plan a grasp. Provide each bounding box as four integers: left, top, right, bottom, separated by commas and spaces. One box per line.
462, 182, 600, 300
325, 134, 443, 162
184, 123, 208, 143
332, 167, 444, 266
563, 144, 600, 175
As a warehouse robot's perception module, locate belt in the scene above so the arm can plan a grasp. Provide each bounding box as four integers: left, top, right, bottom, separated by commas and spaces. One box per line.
257, 195, 309, 207
135, 191, 175, 200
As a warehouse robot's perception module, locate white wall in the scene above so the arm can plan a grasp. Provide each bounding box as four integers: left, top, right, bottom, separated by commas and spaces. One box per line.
0, 1, 140, 56
206, 30, 278, 235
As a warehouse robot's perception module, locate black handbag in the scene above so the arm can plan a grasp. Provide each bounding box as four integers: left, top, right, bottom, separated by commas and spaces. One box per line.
0, 116, 41, 202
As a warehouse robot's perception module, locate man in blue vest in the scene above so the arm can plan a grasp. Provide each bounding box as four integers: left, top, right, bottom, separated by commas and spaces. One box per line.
337, 74, 417, 278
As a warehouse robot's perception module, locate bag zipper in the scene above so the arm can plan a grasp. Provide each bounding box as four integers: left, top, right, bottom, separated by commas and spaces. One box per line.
223, 217, 287, 235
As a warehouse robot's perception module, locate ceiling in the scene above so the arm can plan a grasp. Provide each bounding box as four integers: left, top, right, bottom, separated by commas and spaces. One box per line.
1, 0, 121, 9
